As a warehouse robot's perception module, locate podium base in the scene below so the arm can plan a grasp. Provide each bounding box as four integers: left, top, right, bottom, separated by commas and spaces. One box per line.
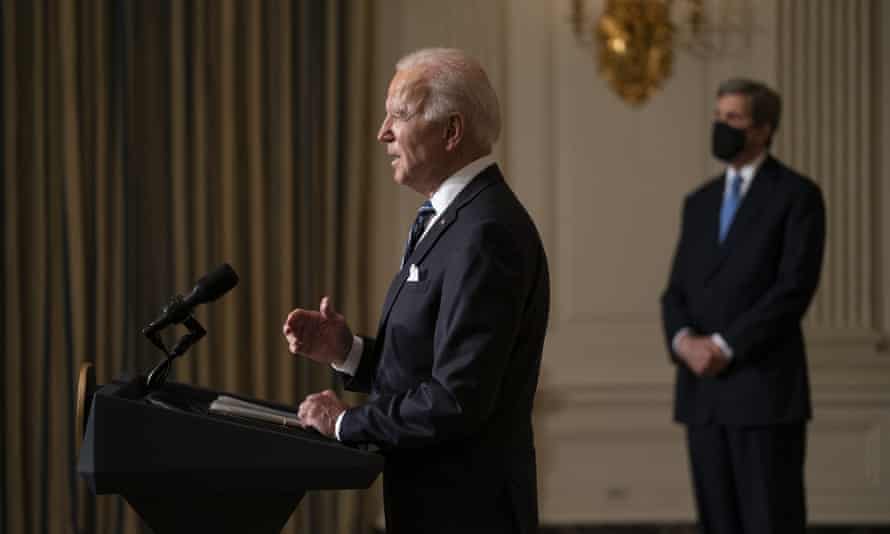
125, 492, 304, 534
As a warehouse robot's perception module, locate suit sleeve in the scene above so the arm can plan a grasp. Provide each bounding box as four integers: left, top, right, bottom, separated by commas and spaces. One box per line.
661, 196, 696, 363
338, 336, 377, 394
722, 182, 826, 362
338, 222, 527, 448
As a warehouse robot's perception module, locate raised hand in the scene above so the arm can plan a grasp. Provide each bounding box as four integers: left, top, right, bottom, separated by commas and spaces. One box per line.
283, 296, 354, 366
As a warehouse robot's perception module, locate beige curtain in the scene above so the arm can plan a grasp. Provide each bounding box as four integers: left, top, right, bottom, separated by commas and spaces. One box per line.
1, 1, 375, 533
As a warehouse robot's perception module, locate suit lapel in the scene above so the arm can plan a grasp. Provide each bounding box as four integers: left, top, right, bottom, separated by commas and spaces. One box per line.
375, 165, 502, 332
700, 180, 724, 264
409, 166, 500, 265
706, 156, 778, 278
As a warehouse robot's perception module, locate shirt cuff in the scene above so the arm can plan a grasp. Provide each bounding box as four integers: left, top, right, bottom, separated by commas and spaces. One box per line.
672, 327, 691, 353
331, 336, 363, 376
334, 410, 346, 442
711, 333, 734, 358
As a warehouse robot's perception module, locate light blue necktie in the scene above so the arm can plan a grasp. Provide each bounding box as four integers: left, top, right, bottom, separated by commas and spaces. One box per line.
719, 174, 742, 243
401, 200, 436, 268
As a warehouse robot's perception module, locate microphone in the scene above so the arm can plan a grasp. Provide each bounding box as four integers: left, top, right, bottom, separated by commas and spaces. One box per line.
142, 264, 239, 336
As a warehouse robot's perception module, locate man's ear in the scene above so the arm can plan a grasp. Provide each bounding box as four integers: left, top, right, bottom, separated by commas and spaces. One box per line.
443, 113, 465, 151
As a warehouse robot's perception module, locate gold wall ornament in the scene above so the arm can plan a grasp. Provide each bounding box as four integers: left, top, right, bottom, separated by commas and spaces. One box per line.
595, 0, 674, 106
571, 0, 751, 107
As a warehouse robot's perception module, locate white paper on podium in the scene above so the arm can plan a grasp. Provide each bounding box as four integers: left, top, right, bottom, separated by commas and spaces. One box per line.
209, 395, 302, 428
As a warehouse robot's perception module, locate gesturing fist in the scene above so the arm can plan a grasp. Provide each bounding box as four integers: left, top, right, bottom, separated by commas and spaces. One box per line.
283, 296, 354, 366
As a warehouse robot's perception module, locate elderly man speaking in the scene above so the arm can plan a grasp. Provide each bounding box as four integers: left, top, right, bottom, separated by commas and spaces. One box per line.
283, 48, 550, 534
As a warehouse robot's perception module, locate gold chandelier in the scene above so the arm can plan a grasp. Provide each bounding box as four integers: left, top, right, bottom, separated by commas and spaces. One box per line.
571, 0, 751, 106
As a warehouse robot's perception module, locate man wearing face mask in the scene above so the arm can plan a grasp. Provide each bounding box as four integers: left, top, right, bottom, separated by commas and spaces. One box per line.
661, 79, 825, 534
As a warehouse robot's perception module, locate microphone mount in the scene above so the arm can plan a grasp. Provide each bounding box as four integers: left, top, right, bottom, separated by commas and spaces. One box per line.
144, 294, 207, 390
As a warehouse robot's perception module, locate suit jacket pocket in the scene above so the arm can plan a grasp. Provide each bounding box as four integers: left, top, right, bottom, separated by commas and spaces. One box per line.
402, 278, 431, 293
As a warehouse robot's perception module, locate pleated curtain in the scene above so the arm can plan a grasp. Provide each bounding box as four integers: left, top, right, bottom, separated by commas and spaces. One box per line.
1, 1, 376, 532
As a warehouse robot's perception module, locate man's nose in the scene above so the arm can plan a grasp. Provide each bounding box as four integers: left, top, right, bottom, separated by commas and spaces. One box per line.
377, 118, 393, 143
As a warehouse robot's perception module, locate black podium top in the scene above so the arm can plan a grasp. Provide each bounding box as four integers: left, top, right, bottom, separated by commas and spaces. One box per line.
78, 378, 383, 496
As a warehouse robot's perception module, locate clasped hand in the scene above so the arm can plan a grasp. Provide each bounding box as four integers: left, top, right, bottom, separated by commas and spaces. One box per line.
677, 335, 729, 377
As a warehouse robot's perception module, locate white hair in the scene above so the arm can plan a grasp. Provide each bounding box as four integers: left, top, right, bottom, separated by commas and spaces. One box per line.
396, 48, 501, 150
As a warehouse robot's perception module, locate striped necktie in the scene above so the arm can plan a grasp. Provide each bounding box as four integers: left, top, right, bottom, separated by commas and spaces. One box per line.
401, 200, 436, 268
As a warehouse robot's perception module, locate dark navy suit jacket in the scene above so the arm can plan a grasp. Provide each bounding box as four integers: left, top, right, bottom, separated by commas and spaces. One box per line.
661, 155, 826, 426
339, 165, 550, 533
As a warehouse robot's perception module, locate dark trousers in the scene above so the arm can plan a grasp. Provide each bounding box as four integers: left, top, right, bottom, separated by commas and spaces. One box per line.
686, 423, 807, 534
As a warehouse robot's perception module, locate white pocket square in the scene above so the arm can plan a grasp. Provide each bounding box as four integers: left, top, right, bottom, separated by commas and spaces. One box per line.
407, 264, 421, 282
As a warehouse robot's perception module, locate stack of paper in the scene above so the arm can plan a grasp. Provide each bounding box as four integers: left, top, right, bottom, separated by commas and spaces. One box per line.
209, 395, 302, 428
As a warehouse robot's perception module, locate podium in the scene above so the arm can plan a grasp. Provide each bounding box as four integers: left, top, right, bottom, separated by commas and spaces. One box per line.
77, 372, 383, 534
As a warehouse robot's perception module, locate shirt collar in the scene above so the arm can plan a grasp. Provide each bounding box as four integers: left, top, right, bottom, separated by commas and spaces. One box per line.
726, 151, 767, 194
429, 154, 496, 216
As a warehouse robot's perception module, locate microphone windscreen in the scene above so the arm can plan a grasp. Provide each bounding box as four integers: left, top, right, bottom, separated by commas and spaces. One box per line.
189, 264, 239, 305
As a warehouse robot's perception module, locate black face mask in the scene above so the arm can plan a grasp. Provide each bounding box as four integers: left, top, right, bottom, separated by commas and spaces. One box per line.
711, 121, 747, 162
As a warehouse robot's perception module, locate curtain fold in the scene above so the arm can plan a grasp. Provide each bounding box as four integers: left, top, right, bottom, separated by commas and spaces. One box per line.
1, 1, 375, 533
